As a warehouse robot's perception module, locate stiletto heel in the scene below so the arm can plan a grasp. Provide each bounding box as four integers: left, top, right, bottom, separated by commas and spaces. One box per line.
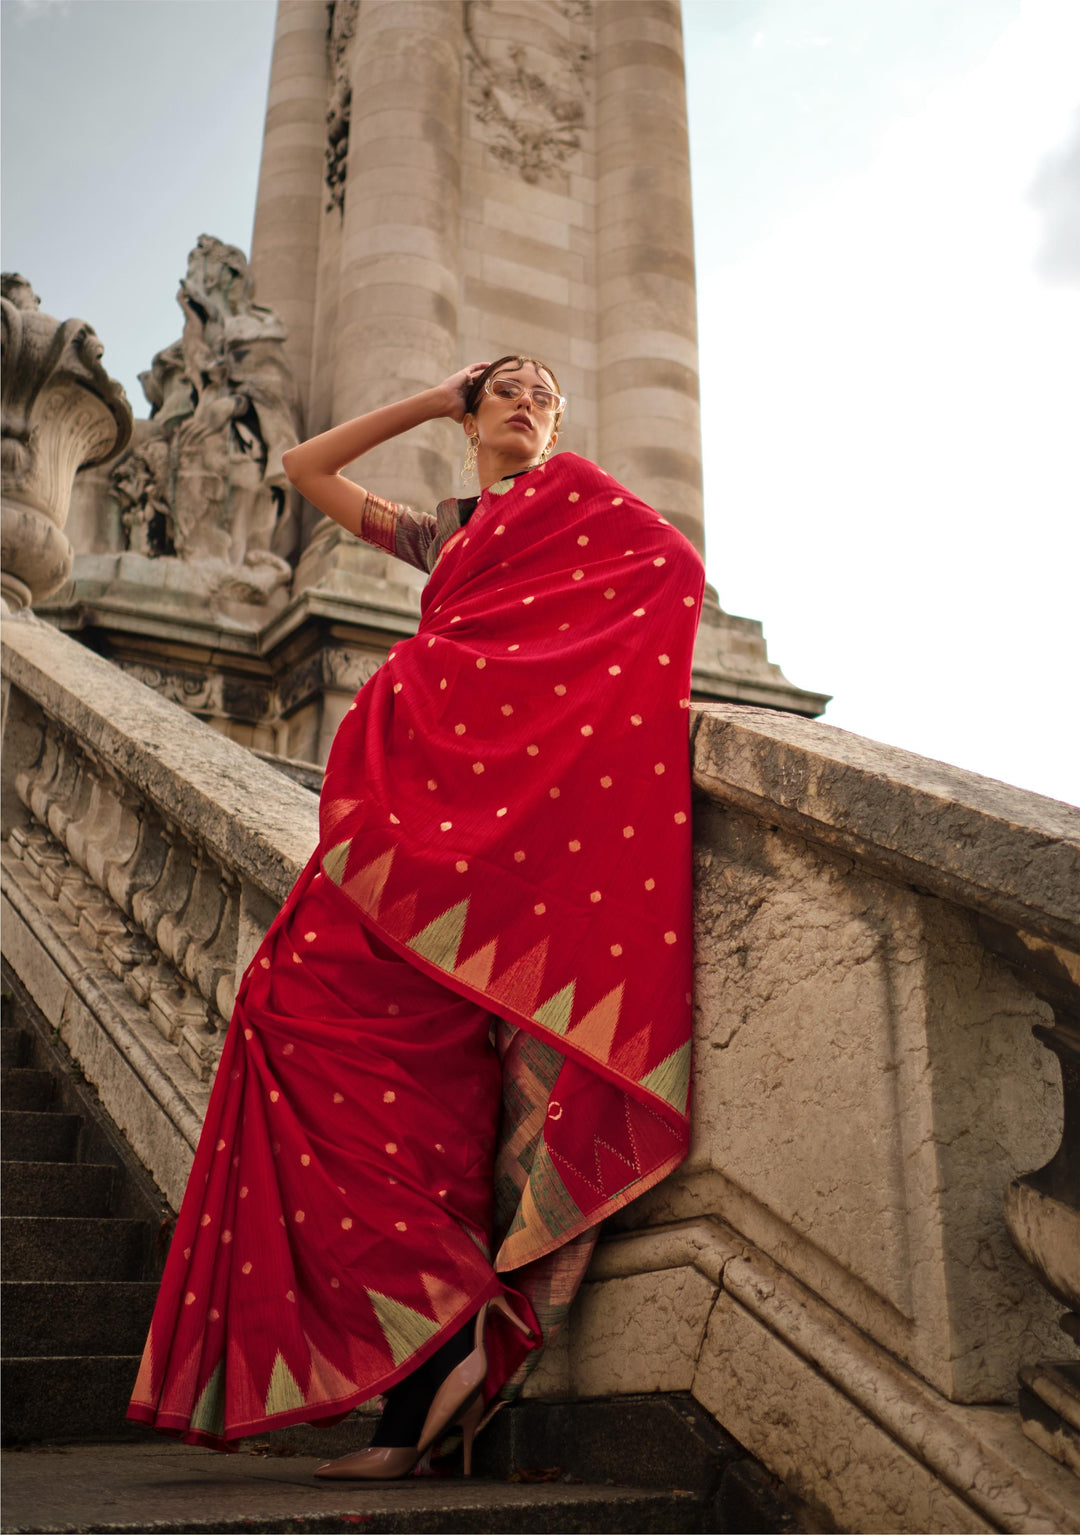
314, 1292, 533, 1481
487, 1291, 534, 1338
459, 1394, 484, 1477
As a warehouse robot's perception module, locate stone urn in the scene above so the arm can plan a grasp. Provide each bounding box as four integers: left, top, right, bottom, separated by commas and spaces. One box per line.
1, 274, 132, 611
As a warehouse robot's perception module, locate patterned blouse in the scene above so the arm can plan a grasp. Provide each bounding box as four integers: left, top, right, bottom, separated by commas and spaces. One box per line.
356, 492, 477, 575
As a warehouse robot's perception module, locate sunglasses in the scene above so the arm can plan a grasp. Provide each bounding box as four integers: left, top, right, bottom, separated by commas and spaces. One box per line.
484, 376, 566, 417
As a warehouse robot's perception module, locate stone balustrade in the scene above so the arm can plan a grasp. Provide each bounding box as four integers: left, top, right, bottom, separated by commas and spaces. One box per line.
1, 610, 315, 1200
2, 617, 1078, 1531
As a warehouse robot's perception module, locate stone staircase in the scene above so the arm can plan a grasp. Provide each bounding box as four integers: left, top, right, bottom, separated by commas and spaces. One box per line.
0, 967, 800, 1532
1, 964, 167, 1447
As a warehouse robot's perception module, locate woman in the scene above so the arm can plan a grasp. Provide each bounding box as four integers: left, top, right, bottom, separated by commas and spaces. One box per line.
128, 355, 704, 1480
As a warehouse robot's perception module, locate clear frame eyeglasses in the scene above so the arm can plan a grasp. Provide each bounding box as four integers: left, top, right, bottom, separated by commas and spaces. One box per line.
484, 375, 567, 417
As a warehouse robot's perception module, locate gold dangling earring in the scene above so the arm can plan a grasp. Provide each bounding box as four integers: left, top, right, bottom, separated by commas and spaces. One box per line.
461, 434, 479, 484
540, 440, 553, 463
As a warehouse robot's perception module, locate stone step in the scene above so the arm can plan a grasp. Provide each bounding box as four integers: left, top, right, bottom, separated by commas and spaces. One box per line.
2, 1217, 150, 1282
2, 1281, 158, 1358
1, 1159, 115, 1217
1, 1356, 145, 1446
0, 1442, 703, 1532
1, 1025, 28, 1068
1, 1066, 54, 1111
1, 1108, 81, 1162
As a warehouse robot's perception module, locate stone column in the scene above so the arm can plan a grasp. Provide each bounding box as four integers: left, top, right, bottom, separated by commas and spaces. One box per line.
249, 0, 331, 426
332, 0, 465, 509
595, 0, 704, 555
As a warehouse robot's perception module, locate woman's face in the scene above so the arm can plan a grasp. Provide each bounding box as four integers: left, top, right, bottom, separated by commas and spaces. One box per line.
466, 361, 560, 463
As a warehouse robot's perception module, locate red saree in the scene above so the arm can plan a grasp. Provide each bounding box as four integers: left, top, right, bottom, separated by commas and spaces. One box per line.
128, 451, 704, 1449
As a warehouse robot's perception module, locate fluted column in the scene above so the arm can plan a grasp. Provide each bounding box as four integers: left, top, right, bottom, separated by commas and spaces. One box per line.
595, 0, 704, 555
332, 0, 464, 508
249, 0, 331, 426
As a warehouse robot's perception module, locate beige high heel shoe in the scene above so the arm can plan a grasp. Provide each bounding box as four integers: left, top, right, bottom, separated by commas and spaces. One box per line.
313, 1293, 533, 1481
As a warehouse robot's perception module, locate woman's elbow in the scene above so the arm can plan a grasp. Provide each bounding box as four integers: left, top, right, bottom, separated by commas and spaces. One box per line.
281, 445, 303, 485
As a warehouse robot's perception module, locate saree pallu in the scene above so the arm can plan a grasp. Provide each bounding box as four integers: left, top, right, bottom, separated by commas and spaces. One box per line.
129, 451, 704, 1449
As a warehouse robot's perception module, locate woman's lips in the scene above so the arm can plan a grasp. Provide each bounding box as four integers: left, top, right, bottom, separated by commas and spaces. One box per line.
506, 415, 533, 429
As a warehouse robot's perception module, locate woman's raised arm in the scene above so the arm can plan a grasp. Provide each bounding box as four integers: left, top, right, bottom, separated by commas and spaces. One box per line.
281, 366, 486, 535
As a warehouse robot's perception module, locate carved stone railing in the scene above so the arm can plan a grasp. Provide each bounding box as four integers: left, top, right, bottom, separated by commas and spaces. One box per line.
1, 610, 316, 1201
556, 705, 1080, 1532
3, 621, 1078, 1529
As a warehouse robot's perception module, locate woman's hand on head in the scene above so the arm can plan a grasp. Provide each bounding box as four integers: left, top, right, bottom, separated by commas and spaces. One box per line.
438, 362, 490, 423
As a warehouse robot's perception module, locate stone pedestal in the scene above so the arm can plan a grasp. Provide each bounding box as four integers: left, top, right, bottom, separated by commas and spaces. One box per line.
244, 0, 828, 716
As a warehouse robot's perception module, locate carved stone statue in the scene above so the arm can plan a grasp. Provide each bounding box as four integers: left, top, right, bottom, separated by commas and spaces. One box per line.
1, 275, 131, 610
110, 235, 303, 605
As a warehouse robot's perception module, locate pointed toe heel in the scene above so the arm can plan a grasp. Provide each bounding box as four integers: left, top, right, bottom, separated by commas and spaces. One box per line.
311, 1293, 535, 1482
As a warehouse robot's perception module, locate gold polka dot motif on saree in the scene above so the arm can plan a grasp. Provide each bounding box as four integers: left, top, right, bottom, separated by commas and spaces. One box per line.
299, 451, 701, 1304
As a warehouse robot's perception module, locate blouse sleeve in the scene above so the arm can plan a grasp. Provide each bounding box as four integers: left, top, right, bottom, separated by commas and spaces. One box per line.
357, 491, 438, 574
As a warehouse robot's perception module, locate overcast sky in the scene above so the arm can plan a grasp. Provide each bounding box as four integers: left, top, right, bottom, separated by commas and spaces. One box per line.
3, 0, 1077, 804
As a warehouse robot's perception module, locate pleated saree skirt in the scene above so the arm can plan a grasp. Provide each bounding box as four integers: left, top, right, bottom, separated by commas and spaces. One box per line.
128, 854, 538, 1449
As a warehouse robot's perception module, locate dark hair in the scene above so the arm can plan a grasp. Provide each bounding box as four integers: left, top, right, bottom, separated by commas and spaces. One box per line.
464, 354, 565, 421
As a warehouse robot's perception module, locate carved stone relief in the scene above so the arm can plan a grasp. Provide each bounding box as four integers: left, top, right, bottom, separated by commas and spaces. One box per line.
325, 0, 359, 214
278, 647, 382, 717
464, 0, 592, 184
108, 236, 303, 606
116, 661, 272, 725
117, 662, 224, 715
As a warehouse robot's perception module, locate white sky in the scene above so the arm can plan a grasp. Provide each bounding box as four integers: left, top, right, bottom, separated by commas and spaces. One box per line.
3, 0, 1077, 804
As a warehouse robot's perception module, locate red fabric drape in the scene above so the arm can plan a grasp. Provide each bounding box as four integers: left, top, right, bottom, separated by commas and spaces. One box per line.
129, 451, 703, 1449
